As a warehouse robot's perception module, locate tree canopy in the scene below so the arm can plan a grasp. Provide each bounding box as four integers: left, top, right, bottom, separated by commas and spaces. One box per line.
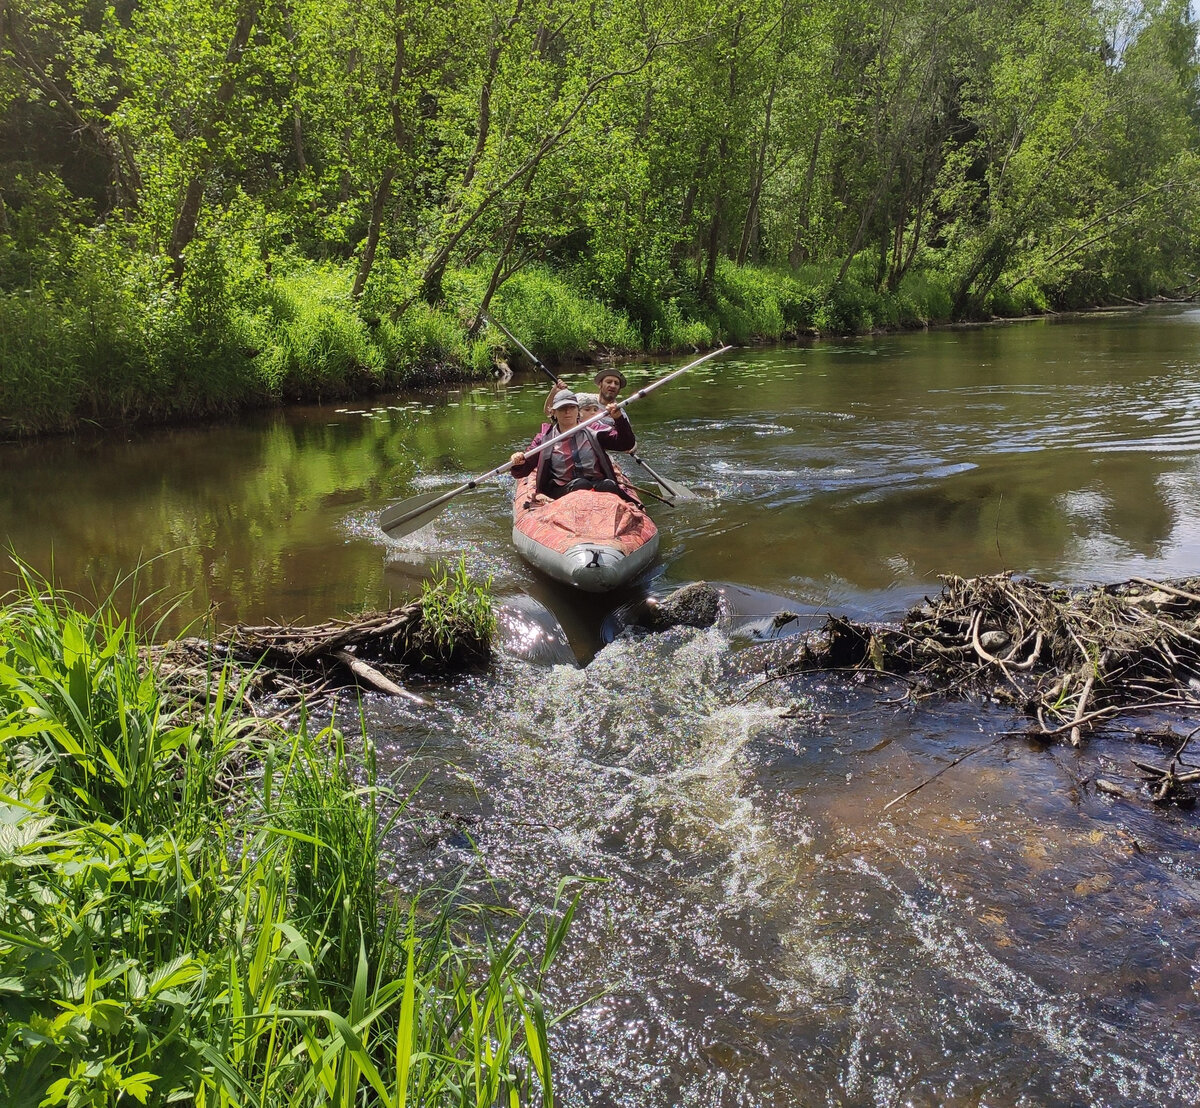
2, 0, 1198, 430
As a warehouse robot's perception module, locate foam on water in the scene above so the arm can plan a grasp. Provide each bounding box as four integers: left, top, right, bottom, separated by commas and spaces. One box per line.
366, 620, 1200, 1106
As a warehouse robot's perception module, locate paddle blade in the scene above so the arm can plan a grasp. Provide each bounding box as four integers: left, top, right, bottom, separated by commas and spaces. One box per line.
379, 489, 455, 539
630, 454, 699, 502
653, 474, 700, 501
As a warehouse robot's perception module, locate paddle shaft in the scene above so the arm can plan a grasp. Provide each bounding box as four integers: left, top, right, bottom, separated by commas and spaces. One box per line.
379, 345, 730, 536
483, 313, 559, 385
630, 451, 690, 497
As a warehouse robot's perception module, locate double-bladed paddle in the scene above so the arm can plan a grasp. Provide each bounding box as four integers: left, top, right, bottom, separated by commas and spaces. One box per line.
483, 312, 702, 500
379, 345, 731, 539
629, 451, 699, 502
481, 312, 560, 386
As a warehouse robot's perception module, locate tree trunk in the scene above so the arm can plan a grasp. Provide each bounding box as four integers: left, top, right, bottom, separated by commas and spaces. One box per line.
415, 41, 663, 308
737, 79, 776, 266
671, 144, 708, 273
283, 9, 306, 173
293, 109, 307, 173
473, 190, 531, 330
702, 13, 742, 302
167, 2, 258, 280
951, 231, 1011, 319
790, 122, 825, 265
463, 1, 523, 190
352, 168, 396, 299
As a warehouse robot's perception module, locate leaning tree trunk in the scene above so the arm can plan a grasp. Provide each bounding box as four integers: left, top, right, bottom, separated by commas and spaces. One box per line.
167, 2, 258, 281
351, 168, 396, 300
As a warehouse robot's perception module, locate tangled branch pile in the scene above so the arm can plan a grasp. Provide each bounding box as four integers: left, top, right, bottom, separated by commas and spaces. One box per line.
151, 595, 492, 713
776, 573, 1200, 753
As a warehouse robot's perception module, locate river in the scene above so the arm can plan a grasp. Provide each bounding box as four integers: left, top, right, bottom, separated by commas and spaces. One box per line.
4, 306, 1200, 1105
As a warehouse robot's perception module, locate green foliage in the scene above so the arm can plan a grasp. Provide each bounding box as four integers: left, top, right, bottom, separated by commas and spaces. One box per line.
0, 568, 580, 1107
491, 266, 642, 358
984, 280, 1049, 318
0, 563, 212, 830
255, 265, 384, 397
415, 556, 496, 667
1, 0, 1198, 433
375, 302, 477, 385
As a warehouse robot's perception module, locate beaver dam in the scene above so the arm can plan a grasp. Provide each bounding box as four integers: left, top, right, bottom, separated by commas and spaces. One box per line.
150, 569, 1200, 806
750, 572, 1200, 805
150, 591, 491, 713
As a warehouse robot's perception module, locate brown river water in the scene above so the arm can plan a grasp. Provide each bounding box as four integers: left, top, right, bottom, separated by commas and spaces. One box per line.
4, 307, 1200, 1104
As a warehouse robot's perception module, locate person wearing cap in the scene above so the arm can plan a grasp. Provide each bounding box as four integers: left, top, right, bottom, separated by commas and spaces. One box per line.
542, 367, 631, 429
575, 392, 603, 421
510, 389, 635, 501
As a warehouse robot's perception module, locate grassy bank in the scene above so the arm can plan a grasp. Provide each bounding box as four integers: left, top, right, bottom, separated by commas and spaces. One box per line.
0, 565, 576, 1106
0, 237, 1181, 437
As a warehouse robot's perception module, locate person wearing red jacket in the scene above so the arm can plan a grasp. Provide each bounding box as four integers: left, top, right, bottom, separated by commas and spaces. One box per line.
510, 390, 635, 502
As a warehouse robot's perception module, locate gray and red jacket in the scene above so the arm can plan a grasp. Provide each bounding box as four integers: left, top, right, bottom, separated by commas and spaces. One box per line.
511, 414, 635, 499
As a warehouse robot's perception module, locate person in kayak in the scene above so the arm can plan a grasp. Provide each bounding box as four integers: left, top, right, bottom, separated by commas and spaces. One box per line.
510, 390, 635, 501
543, 367, 629, 421
594, 367, 626, 406
576, 392, 603, 422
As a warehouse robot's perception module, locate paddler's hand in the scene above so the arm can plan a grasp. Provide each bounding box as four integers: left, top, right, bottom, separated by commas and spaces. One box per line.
606, 403, 623, 420
510, 451, 526, 467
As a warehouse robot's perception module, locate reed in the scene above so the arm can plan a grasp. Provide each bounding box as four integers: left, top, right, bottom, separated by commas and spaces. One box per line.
0, 563, 580, 1106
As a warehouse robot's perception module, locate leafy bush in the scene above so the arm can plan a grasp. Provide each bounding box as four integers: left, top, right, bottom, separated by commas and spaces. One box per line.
985, 279, 1049, 317
0, 289, 81, 434
898, 268, 954, 323
375, 301, 476, 384
254, 265, 384, 396
813, 280, 876, 334
490, 266, 641, 357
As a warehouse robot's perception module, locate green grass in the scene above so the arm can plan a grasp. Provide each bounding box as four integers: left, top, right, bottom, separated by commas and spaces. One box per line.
485, 267, 643, 358
0, 218, 1152, 437
0, 561, 580, 1107
414, 555, 498, 668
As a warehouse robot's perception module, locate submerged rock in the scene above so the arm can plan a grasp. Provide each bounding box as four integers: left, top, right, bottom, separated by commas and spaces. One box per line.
638, 581, 723, 631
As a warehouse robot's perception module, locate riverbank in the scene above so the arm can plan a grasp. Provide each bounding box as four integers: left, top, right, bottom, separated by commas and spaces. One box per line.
3, 253, 1188, 439
0, 563, 577, 1106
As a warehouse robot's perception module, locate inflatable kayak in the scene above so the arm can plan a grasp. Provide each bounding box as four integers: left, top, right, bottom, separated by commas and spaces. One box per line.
511, 471, 659, 592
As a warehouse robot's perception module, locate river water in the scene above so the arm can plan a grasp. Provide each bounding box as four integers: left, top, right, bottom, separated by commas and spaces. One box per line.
4, 307, 1200, 1104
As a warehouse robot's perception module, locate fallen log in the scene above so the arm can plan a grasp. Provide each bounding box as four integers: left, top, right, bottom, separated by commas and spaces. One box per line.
331, 649, 431, 706
152, 585, 491, 712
